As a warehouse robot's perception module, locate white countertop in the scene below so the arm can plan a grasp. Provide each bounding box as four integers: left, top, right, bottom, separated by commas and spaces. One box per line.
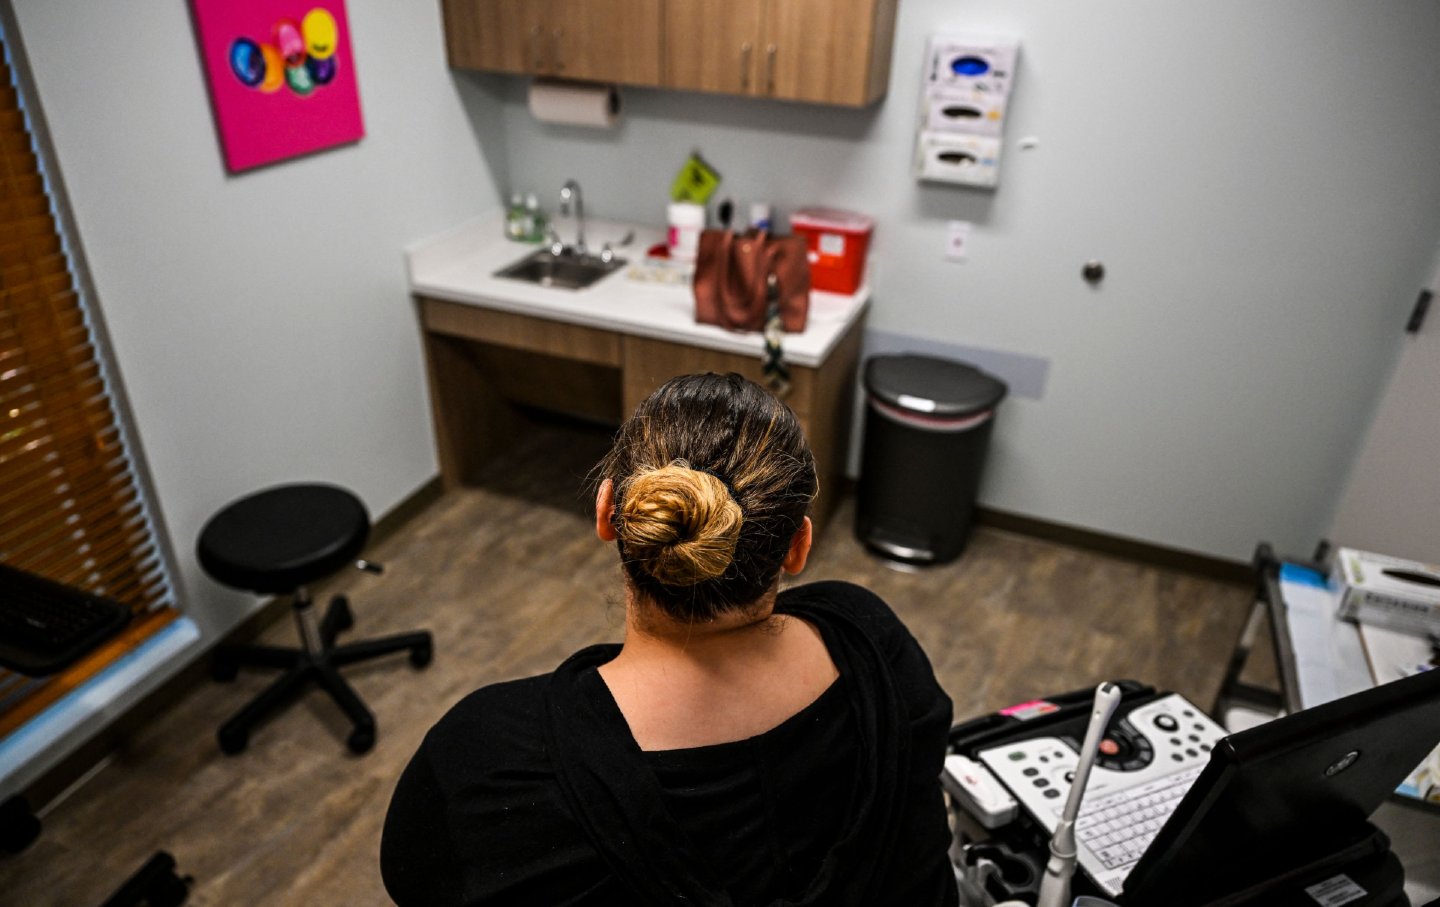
405, 213, 869, 368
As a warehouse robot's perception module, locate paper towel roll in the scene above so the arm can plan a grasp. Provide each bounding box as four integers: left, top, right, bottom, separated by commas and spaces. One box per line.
527, 79, 621, 129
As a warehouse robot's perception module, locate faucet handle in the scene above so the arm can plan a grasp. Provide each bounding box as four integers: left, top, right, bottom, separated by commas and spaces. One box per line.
599, 243, 615, 264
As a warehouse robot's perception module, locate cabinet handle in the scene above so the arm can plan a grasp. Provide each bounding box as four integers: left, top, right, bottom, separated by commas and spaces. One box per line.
765, 44, 777, 94
740, 42, 752, 90
553, 28, 564, 72
529, 25, 544, 71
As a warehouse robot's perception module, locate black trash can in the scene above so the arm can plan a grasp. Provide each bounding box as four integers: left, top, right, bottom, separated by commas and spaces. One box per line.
856, 354, 1007, 565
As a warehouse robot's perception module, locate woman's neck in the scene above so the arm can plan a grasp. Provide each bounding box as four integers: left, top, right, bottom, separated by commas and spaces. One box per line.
612, 587, 785, 666
596, 584, 837, 751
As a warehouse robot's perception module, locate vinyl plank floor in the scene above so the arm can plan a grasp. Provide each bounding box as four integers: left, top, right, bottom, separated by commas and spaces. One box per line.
0, 417, 1253, 906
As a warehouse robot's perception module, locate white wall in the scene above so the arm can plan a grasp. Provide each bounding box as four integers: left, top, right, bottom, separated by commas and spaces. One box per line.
12, 0, 1440, 618
1329, 252, 1440, 565
472, 0, 1440, 561
10, 0, 504, 638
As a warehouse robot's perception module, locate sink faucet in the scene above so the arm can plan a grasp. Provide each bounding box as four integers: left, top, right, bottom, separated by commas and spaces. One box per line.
558, 179, 586, 256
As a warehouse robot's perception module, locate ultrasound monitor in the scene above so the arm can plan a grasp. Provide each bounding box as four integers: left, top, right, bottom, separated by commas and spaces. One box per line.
1121, 665, 1440, 906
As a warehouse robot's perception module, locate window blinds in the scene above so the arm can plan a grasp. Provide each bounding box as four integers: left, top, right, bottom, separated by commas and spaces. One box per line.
0, 36, 177, 735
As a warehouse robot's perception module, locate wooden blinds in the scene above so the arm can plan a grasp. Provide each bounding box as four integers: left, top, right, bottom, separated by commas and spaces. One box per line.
0, 37, 174, 731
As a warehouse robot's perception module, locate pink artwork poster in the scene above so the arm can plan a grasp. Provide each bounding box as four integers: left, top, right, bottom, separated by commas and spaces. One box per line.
191, 0, 365, 173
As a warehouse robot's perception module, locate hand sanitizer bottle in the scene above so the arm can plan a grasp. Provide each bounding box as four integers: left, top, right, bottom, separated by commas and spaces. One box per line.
505, 192, 526, 240
524, 193, 546, 243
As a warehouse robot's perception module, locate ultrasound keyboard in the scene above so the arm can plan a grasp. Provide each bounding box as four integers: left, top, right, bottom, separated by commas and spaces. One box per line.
0, 562, 131, 675
978, 693, 1228, 897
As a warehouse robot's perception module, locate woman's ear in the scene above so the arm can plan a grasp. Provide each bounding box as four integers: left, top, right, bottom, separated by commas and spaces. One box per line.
781, 516, 812, 575
595, 479, 618, 542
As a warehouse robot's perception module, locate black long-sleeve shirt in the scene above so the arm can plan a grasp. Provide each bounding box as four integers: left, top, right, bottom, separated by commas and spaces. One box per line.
381, 581, 957, 906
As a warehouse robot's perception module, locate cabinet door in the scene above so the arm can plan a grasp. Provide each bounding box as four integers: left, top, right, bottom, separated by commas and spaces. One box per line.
663, 0, 765, 95
442, 0, 543, 74
549, 0, 663, 85
760, 0, 892, 106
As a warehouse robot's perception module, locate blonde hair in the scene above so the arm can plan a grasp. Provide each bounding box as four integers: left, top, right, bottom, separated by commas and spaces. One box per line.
617, 462, 744, 586
599, 373, 816, 621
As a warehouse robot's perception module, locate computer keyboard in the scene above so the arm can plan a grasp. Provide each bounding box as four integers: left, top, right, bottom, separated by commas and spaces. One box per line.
0, 562, 131, 675
1075, 764, 1203, 870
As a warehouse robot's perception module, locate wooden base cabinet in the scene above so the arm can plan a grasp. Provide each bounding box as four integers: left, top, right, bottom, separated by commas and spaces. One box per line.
418, 295, 864, 534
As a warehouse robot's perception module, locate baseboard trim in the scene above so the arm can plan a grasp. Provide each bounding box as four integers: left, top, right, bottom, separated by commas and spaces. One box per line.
975, 506, 1252, 586
21, 475, 447, 817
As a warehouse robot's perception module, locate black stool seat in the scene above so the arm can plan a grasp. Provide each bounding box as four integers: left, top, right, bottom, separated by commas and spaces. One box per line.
198, 484, 369, 595
198, 482, 432, 755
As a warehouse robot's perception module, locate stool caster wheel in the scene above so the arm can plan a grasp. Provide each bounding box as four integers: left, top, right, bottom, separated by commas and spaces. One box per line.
218, 725, 248, 755
329, 595, 354, 633
409, 640, 433, 668
347, 725, 375, 754
0, 796, 41, 854
210, 653, 239, 682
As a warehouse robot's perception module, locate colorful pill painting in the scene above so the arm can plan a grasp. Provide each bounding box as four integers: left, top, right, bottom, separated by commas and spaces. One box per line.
193, 0, 364, 172
226, 10, 339, 97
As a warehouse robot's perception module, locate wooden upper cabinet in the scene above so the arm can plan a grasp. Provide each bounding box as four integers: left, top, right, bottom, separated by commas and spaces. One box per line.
663, 0, 896, 106
441, 0, 532, 74
759, 0, 897, 106
663, 0, 765, 96
443, 0, 897, 105
443, 0, 662, 85
552, 0, 662, 85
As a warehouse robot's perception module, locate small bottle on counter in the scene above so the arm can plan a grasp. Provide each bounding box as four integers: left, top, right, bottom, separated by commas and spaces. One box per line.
749, 202, 773, 232
524, 193, 547, 243
505, 193, 528, 241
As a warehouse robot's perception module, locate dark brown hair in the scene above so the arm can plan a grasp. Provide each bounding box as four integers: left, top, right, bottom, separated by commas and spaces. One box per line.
597, 373, 817, 622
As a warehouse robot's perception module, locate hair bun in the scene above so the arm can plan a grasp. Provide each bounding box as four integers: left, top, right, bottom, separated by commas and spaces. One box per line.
618, 463, 744, 586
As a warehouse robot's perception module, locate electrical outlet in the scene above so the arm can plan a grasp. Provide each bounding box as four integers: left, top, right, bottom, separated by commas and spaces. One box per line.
946, 220, 971, 262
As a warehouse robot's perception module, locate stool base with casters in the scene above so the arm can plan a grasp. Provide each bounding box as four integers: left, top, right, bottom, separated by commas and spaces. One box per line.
197, 483, 434, 756
212, 585, 432, 755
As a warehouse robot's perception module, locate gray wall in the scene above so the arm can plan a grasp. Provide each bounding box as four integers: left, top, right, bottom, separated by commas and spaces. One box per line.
470, 0, 1440, 561
10, 0, 504, 638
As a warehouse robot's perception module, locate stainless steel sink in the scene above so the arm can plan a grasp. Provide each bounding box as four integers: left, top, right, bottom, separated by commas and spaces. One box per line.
493, 249, 627, 290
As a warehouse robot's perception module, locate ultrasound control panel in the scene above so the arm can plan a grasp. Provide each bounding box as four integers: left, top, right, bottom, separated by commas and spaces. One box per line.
978, 693, 1227, 821
976, 693, 1230, 895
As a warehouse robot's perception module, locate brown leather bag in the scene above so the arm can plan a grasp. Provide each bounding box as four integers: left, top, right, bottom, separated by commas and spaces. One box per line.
693, 229, 810, 333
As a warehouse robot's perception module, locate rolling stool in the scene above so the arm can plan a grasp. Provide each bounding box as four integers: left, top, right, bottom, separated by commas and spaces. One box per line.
198, 483, 432, 755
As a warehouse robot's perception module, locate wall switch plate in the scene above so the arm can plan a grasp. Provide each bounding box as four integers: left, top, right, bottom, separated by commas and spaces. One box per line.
946, 220, 971, 261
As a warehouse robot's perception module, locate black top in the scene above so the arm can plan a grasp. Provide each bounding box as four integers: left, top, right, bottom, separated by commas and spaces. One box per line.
380, 581, 956, 906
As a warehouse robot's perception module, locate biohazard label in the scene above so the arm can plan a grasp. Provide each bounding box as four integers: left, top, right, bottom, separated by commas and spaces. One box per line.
1304, 874, 1366, 907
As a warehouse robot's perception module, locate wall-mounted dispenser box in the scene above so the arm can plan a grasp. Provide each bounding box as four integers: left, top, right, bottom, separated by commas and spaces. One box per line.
923, 86, 1007, 137
926, 36, 1019, 96
915, 33, 1018, 189
917, 132, 1001, 188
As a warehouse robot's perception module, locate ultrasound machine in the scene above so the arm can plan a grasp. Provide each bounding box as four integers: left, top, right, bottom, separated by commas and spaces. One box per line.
944, 667, 1440, 907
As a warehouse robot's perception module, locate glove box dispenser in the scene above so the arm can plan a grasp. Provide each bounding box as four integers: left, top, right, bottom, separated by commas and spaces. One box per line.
923, 87, 1006, 137
926, 37, 1018, 96
916, 132, 1001, 188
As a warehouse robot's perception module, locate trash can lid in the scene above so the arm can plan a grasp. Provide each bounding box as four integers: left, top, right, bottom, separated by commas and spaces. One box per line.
864, 354, 1008, 417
